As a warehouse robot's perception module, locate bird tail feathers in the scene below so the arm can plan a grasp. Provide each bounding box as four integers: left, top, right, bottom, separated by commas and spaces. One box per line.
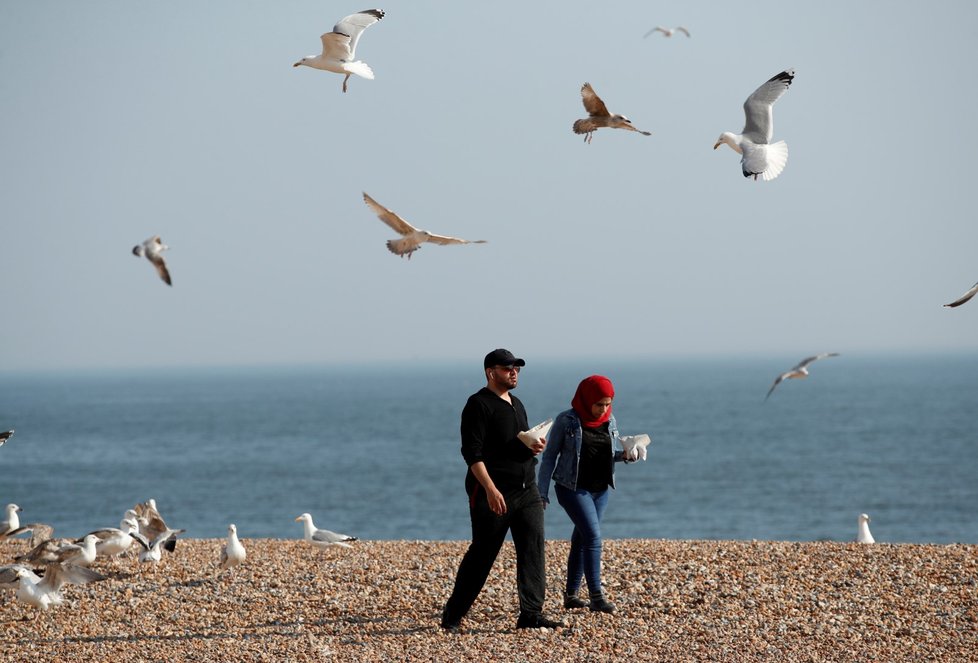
760, 141, 788, 181
344, 61, 374, 80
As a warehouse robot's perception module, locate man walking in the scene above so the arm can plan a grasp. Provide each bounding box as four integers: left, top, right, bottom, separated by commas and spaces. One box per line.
441, 349, 563, 632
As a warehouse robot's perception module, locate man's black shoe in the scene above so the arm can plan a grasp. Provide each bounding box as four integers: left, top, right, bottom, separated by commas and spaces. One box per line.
515, 612, 565, 629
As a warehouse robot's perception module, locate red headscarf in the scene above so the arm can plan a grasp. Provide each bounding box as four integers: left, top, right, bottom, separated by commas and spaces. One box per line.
571, 375, 615, 428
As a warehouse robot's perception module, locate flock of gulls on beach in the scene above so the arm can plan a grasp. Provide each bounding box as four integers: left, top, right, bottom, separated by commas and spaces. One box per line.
1, 6, 969, 614
0, 499, 354, 613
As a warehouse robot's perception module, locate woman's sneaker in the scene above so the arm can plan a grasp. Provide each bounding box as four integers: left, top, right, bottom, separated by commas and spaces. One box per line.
588, 593, 616, 614
563, 592, 588, 609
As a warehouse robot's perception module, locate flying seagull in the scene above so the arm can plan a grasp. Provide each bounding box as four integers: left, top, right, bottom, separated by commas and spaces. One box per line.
943, 281, 978, 308
293, 9, 385, 93
573, 83, 651, 144
362, 192, 487, 259
0, 430, 12, 447
714, 68, 795, 181
132, 236, 172, 286
856, 513, 875, 544
295, 513, 357, 549
643, 26, 690, 38
217, 523, 246, 574
765, 352, 840, 401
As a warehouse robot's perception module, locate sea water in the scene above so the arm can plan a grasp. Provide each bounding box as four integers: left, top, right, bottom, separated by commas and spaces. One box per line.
1, 355, 975, 544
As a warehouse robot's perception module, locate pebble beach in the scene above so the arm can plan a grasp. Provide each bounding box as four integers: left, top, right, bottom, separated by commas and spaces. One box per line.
2, 537, 976, 662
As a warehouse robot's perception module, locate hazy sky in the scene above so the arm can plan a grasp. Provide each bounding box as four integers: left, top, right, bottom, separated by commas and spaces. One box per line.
2, 1, 976, 372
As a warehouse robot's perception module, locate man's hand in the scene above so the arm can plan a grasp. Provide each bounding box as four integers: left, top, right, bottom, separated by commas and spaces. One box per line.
529, 436, 546, 455
487, 486, 507, 515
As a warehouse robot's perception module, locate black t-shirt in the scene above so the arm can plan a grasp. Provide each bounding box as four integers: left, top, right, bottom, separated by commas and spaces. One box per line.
576, 422, 613, 492
460, 387, 536, 494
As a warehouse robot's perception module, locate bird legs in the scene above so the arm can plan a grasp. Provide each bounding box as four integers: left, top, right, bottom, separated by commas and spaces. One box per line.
342, 73, 351, 93
582, 132, 594, 144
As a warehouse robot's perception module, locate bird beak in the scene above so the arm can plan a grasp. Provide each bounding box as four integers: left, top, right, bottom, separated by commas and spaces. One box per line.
293, 61, 302, 68
713, 141, 721, 150
294, 516, 302, 522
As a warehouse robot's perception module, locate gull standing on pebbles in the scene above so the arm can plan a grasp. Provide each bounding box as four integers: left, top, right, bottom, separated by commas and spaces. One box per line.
79, 518, 150, 559
15, 535, 99, 568
132, 236, 172, 286
0, 504, 24, 539
295, 513, 357, 549
573, 83, 651, 144
11, 563, 105, 611
943, 281, 978, 308
362, 192, 487, 259
857, 513, 875, 543
293, 9, 385, 93
765, 352, 840, 401
643, 26, 690, 38
714, 69, 795, 181
0, 429, 13, 447
217, 524, 246, 574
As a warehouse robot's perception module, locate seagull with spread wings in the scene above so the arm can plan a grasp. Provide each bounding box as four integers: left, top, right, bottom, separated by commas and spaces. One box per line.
132, 236, 172, 286
714, 69, 795, 181
765, 352, 840, 401
293, 9, 385, 93
643, 26, 690, 38
362, 192, 487, 259
573, 83, 651, 144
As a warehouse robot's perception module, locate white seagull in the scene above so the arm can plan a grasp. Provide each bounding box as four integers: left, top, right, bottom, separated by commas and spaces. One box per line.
295, 513, 357, 549
79, 518, 150, 558
643, 26, 690, 38
0, 429, 13, 447
943, 281, 978, 308
0, 503, 24, 539
293, 9, 385, 93
217, 523, 246, 574
714, 68, 795, 181
573, 83, 651, 144
857, 513, 875, 544
765, 352, 840, 401
362, 192, 487, 259
132, 236, 172, 286
10, 563, 105, 611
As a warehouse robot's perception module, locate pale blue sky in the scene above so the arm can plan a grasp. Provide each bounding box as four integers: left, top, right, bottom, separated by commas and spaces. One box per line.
2, 1, 976, 371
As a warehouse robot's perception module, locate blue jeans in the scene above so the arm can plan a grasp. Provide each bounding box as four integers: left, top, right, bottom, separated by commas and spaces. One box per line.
554, 483, 609, 597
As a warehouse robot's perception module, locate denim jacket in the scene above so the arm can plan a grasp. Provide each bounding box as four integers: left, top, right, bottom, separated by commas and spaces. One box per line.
537, 408, 624, 504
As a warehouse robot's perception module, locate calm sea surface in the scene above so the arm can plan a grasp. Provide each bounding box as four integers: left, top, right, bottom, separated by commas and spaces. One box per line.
1, 355, 975, 544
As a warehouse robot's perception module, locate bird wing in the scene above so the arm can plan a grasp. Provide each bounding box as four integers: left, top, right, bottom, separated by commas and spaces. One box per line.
644, 26, 668, 37
148, 254, 172, 285
425, 234, 487, 246
580, 83, 610, 117
40, 563, 105, 592
765, 374, 786, 401
311, 529, 355, 544
320, 32, 353, 61
944, 281, 978, 308
363, 192, 418, 235
795, 352, 839, 370
332, 9, 384, 59
742, 69, 794, 144
1, 430, 14, 445
676, 26, 690, 36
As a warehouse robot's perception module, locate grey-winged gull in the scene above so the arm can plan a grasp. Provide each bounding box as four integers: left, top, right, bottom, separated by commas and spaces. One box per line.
217, 523, 246, 573
362, 192, 487, 259
295, 513, 357, 549
714, 69, 795, 181
765, 352, 840, 401
78, 517, 150, 558
643, 26, 690, 38
293, 9, 385, 93
132, 236, 172, 286
573, 83, 651, 144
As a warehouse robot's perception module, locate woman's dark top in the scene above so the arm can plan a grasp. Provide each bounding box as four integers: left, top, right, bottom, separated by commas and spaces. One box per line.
576, 421, 613, 492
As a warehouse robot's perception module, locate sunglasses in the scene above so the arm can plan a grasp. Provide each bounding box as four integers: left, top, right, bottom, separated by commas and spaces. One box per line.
493, 365, 521, 373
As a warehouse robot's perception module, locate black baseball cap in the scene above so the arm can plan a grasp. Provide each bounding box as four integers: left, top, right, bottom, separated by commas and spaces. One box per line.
484, 348, 526, 369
